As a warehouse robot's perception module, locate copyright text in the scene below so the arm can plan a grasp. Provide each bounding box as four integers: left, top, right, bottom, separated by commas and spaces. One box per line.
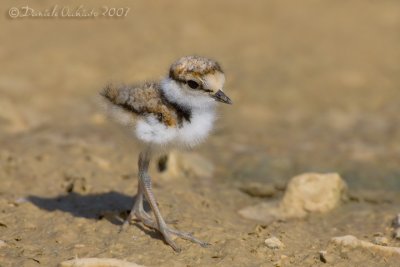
8, 5, 130, 19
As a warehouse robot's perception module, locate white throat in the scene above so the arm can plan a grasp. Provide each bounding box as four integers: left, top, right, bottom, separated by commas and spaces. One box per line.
160, 78, 217, 111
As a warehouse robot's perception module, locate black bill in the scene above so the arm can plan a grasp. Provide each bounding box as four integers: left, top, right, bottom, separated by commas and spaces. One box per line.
212, 90, 233, 105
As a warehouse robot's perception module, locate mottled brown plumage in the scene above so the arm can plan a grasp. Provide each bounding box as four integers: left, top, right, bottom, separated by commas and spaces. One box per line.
169, 55, 222, 82
101, 82, 189, 127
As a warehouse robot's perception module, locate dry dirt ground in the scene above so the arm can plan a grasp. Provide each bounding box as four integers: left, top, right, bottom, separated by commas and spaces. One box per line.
1, 1, 400, 266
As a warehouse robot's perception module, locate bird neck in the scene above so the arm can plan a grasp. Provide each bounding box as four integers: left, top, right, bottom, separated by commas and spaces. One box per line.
160, 78, 216, 112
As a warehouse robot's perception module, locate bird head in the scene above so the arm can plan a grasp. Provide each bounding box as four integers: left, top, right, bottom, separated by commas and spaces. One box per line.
168, 56, 232, 105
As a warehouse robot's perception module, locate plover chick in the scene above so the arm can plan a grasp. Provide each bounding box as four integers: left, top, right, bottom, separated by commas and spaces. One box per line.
101, 55, 232, 252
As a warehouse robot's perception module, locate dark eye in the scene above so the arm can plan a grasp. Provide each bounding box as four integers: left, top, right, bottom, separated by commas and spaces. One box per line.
187, 80, 199, 89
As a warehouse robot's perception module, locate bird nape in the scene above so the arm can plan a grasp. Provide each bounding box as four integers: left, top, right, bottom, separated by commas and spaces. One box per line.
101, 55, 232, 252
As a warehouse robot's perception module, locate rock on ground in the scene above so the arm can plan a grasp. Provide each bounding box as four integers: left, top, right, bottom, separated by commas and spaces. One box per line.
279, 173, 347, 217
58, 258, 146, 267
321, 235, 400, 265
239, 173, 347, 222
373, 236, 389, 246
264, 236, 285, 249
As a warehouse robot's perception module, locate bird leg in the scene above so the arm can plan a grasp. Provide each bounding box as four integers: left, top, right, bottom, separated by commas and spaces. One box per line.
121, 181, 153, 231
136, 149, 209, 252
121, 154, 175, 230
157, 154, 169, 172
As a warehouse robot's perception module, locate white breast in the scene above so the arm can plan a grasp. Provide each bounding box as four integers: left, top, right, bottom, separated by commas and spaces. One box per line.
134, 108, 216, 149
135, 115, 177, 145
134, 77, 218, 149
177, 108, 216, 147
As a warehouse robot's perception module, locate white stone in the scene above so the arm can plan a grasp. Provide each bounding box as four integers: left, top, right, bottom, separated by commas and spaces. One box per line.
239, 173, 347, 222
58, 258, 145, 267
319, 235, 400, 265
330, 235, 400, 258
264, 236, 285, 249
279, 173, 347, 217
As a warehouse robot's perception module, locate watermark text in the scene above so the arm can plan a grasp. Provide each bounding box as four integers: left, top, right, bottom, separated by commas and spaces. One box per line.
8, 5, 130, 19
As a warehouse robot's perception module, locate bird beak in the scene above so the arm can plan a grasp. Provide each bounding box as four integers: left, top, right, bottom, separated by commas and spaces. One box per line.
212, 90, 233, 105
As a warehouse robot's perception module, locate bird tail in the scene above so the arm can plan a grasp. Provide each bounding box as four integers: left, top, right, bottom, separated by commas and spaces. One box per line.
99, 83, 136, 127
100, 83, 122, 104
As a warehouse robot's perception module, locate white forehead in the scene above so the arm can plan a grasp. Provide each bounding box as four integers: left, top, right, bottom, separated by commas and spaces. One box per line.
202, 72, 225, 92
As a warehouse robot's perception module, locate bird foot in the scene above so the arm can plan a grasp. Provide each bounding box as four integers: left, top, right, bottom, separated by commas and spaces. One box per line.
131, 211, 209, 252
120, 206, 153, 232
161, 225, 210, 252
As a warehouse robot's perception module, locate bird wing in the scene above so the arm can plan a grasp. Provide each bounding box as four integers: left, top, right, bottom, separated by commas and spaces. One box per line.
101, 82, 179, 127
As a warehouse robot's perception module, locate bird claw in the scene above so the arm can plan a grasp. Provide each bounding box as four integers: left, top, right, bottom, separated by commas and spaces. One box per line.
130, 211, 209, 251
158, 226, 210, 252
120, 207, 153, 232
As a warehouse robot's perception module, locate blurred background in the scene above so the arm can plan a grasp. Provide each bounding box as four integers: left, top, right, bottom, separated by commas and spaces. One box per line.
0, 1, 399, 266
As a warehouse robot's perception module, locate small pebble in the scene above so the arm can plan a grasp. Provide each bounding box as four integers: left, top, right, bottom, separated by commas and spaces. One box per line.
373, 236, 389, 246
0, 240, 6, 248
265, 236, 285, 249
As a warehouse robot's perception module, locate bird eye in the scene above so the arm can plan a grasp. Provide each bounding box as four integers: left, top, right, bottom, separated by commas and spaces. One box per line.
187, 80, 199, 89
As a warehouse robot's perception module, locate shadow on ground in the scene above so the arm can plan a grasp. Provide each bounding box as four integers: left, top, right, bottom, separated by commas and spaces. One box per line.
27, 191, 150, 225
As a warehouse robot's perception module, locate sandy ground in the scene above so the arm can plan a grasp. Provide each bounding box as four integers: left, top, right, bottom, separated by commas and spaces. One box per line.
1, 1, 400, 266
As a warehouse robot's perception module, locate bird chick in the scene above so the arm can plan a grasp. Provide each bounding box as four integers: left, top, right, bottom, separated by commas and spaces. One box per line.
101, 55, 232, 252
